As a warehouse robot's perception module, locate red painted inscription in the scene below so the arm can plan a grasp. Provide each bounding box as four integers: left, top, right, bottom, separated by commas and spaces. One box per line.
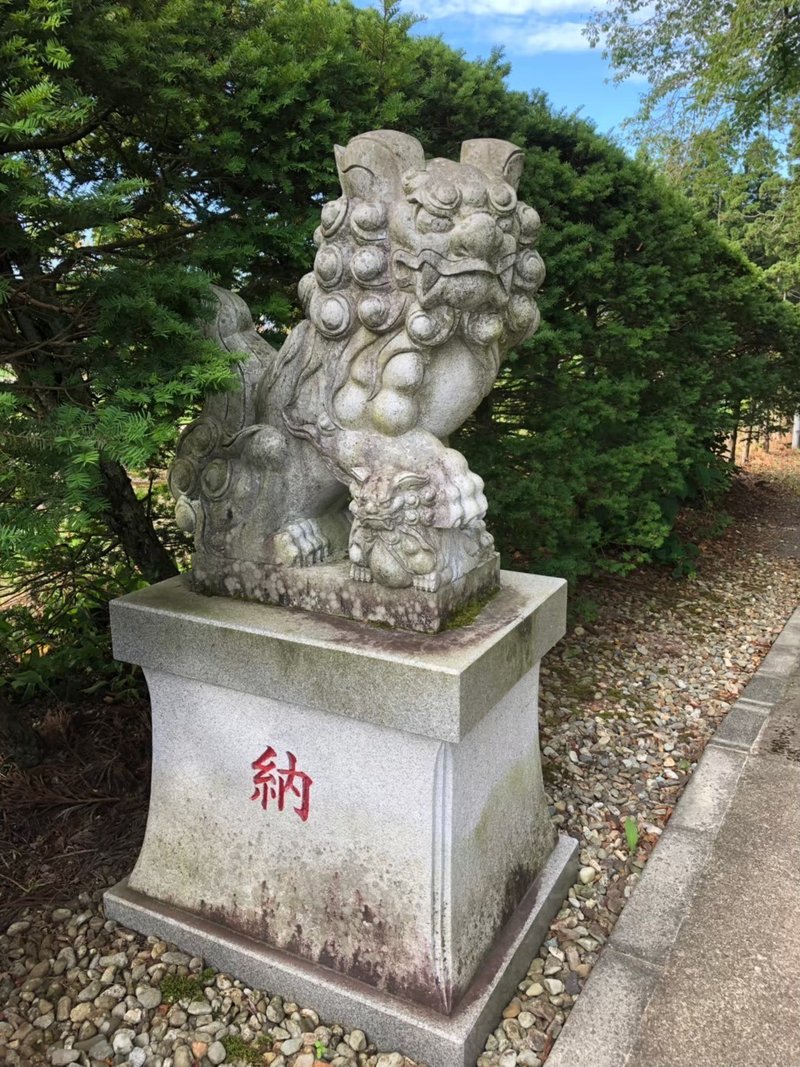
250, 746, 313, 822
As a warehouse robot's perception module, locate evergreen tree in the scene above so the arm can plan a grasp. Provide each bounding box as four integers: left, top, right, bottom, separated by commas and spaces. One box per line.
3, 0, 799, 698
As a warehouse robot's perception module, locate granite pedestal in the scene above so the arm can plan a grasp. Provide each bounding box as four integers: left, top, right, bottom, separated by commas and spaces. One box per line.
104, 571, 576, 1066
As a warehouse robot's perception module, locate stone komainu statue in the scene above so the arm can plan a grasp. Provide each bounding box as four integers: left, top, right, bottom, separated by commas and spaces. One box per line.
168, 130, 544, 630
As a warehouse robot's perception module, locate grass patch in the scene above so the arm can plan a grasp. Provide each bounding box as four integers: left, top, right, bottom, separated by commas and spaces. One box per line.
159, 967, 215, 1005
220, 1034, 274, 1065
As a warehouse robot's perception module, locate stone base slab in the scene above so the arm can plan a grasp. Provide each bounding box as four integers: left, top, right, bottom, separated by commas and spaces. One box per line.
110, 570, 567, 744
105, 834, 578, 1067
191, 554, 501, 633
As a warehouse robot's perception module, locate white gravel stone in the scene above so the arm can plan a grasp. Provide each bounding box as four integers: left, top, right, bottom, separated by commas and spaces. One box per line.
49, 1052, 80, 1066
376, 1055, 405, 1067
173, 1046, 193, 1067
69, 1003, 92, 1024
347, 1028, 367, 1051
207, 1040, 227, 1064
543, 978, 564, 995
135, 985, 161, 1010
112, 1028, 136, 1054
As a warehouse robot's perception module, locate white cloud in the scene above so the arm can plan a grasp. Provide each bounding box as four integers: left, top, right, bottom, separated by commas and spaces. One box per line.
483, 15, 599, 54
402, 0, 607, 54
515, 19, 593, 51
412, 0, 608, 17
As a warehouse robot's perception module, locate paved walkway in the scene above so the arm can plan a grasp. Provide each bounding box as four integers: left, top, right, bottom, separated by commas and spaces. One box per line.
547, 608, 800, 1067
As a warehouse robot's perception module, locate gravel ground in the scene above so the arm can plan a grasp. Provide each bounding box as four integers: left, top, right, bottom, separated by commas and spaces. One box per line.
3, 454, 800, 1067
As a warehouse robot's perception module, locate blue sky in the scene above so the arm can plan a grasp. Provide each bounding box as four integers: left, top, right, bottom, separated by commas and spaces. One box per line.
361, 0, 649, 145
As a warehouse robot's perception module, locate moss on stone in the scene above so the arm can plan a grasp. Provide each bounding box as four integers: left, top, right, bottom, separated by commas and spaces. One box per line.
442, 586, 498, 630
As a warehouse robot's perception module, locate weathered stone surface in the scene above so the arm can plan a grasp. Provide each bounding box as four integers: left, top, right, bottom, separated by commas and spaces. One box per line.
667, 744, 746, 835
191, 553, 500, 633
110, 570, 567, 743
523, 947, 660, 1067
105, 835, 578, 1067
168, 130, 544, 629
107, 569, 567, 1022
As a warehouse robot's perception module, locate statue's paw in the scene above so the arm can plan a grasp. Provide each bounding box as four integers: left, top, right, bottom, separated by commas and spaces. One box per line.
274, 519, 331, 567
451, 469, 487, 527
350, 563, 373, 583
413, 571, 441, 593
467, 517, 495, 550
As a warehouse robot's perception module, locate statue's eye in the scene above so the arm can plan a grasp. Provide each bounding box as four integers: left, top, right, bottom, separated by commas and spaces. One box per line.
428, 180, 461, 212
488, 182, 517, 215
417, 208, 453, 234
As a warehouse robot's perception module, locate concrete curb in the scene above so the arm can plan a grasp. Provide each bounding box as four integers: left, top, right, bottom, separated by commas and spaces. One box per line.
546, 605, 800, 1067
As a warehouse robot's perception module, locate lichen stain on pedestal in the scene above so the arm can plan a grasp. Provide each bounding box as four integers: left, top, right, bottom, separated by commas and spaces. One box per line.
194, 882, 448, 1012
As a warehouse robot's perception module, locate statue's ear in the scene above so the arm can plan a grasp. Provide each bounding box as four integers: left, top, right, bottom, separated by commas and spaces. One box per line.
335, 130, 425, 200
334, 144, 347, 191
460, 138, 525, 190
392, 472, 430, 492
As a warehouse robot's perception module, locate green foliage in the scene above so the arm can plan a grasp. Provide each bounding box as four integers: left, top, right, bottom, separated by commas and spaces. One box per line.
220, 1033, 273, 1065
624, 816, 640, 853
587, 0, 800, 138
0, 533, 145, 702
442, 587, 499, 630
454, 102, 800, 583
2, 0, 800, 702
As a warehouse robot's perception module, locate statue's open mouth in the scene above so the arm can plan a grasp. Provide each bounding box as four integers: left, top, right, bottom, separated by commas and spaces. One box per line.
395, 248, 514, 279
394, 249, 516, 306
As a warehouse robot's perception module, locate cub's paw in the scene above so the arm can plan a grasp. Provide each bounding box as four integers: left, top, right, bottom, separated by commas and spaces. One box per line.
350, 563, 373, 583
412, 571, 441, 593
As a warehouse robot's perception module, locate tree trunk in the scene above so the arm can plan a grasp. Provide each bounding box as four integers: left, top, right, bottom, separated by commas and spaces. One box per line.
99, 455, 178, 583
792, 412, 800, 450
743, 427, 753, 464
730, 399, 741, 463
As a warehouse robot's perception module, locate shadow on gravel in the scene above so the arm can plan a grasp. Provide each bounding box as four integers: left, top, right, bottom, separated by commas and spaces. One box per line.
0, 698, 150, 927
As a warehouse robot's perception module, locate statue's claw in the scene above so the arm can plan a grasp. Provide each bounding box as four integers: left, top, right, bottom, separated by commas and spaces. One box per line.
413, 572, 440, 593
273, 519, 332, 567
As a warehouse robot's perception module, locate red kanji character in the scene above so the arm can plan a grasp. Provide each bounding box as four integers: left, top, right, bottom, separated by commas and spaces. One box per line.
276, 750, 314, 822
250, 746, 313, 821
250, 746, 278, 810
